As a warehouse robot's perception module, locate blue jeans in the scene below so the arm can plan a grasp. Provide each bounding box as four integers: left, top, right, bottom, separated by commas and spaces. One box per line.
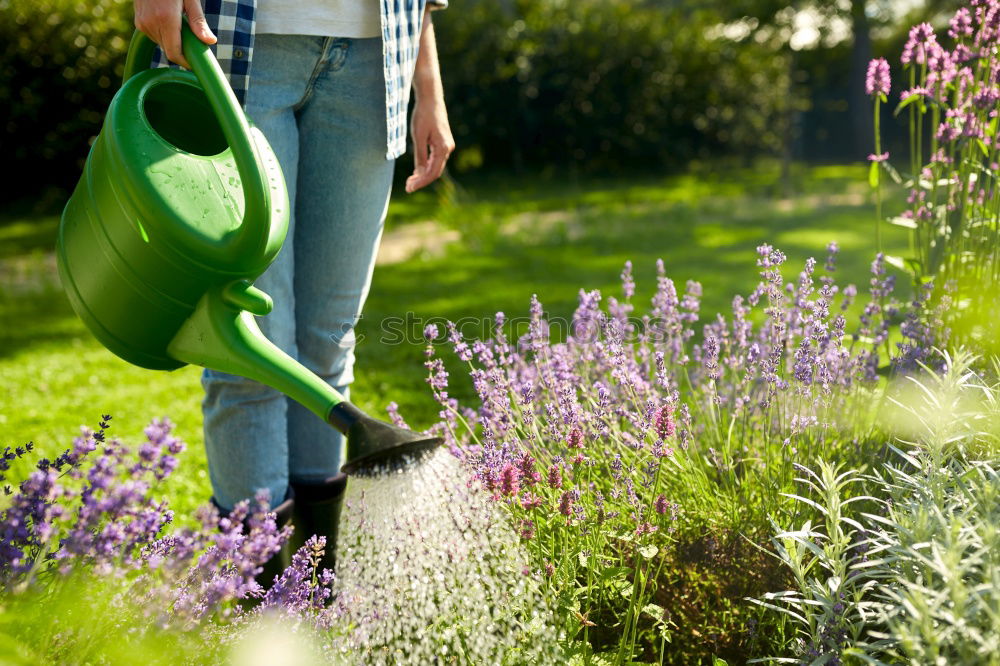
202, 34, 395, 510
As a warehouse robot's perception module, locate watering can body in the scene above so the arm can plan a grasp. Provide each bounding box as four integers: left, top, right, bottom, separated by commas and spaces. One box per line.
58, 31, 287, 370
57, 26, 441, 474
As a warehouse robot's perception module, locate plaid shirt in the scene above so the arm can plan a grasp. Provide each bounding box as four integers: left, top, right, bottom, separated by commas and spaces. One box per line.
155, 0, 447, 160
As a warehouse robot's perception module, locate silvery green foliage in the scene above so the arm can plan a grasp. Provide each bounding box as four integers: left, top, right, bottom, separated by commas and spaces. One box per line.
862, 453, 1000, 665
755, 351, 1000, 665
860, 351, 1000, 665
748, 462, 887, 665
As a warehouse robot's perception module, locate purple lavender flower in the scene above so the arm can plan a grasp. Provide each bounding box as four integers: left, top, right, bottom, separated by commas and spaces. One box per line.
702, 335, 721, 380
499, 463, 520, 497
385, 401, 409, 429
425, 247, 943, 656
635, 522, 657, 537
520, 492, 544, 511
518, 452, 541, 486
902, 23, 938, 66
547, 465, 563, 490
621, 260, 635, 301
949, 7, 973, 39
448, 322, 473, 362
653, 404, 675, 440
525, 294, 549, 352
261, 535, 333, 613
558, 491, 574, 517
865, 58, 891, 97
424, 357, 450, 396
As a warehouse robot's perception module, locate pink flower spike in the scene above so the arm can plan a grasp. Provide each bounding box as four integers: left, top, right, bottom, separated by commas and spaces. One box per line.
866, 58, 891, 97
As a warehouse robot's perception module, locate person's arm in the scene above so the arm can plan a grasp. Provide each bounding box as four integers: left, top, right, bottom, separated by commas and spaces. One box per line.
134, 0, 217, 70
405, 8, 455, 194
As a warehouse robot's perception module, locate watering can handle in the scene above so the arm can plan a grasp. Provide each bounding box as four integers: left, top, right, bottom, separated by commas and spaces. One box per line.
122, 24, 270, 263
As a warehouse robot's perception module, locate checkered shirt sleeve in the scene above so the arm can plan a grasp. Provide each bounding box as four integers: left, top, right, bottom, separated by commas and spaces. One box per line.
381, 0, 431, 160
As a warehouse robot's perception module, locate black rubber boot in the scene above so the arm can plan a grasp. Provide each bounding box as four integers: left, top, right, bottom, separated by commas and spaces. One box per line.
212, 491, 295, 596
289, 473, 348, 574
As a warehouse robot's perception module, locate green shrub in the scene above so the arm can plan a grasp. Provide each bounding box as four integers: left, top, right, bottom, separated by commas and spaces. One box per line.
1, 0, 793, 200
435, 0, 791, 174
0, 0, 132, 202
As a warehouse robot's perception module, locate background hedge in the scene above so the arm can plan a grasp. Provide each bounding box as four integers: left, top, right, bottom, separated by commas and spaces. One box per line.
0, 0, 946, 203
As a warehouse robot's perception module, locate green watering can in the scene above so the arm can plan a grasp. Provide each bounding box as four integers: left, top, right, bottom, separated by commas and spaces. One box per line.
57, 25, 440, 475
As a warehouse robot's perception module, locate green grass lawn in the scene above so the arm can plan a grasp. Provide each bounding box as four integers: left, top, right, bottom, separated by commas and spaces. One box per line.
0, 163, 909, 516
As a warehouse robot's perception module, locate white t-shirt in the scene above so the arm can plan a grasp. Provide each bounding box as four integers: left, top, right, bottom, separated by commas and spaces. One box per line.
256, 1, 382, 39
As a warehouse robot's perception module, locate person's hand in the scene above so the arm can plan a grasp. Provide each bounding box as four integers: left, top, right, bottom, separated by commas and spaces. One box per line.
405, 98, 455, 193
134, 0, 217, 70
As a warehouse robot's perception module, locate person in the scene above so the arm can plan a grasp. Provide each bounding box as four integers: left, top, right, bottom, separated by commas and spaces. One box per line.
133, 0, 455, 580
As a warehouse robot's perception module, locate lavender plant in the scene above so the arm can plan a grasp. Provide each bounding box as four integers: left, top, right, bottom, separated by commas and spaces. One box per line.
0, 417, 290, 662
427, 246, 946, 662
869, 0, 1000, 313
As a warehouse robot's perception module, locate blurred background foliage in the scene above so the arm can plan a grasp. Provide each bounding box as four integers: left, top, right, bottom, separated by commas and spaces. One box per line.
0, 0, 132, 207
0, 0, 963, 204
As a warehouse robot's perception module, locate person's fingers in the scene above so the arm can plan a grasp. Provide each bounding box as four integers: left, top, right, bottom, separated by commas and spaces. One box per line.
406, 125, 429, 193
405, 163, 434, 192
413, 129, 429, 174
157, 8, 188, 69
134, 1, 189, 68
405, 171, 429, 193
433, 134, 455, 175
184, 0, 217, 44
406, 128, 454, 193
426, 142, 448, 182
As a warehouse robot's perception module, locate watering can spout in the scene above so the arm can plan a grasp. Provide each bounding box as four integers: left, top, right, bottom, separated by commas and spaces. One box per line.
167, 282, 441, 475
328, 402, 444, 475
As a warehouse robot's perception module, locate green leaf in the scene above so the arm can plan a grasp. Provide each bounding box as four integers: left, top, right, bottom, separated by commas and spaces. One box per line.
567, 651, 614, 666
868, 161, 880, 189
882, 161, 904, 184
713, 657, 730, 666
887, 216, 917, 229
598, 566, 631, 583
638, 544, 658, 559
641, 603, 665, 620
894, 93, 922, 116
884, 255, 907, 271
977, 139, 990, 157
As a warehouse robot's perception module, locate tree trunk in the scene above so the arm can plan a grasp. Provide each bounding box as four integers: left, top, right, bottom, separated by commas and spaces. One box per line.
848, 0, 874, 159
